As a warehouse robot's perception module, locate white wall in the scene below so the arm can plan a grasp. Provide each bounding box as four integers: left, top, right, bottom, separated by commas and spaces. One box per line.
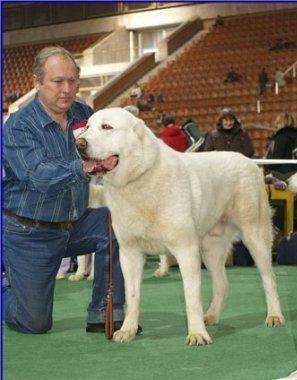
90, 28, 130, 65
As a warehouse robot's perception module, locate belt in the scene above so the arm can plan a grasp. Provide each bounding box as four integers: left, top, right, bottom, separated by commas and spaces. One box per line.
4, 210, 73, 231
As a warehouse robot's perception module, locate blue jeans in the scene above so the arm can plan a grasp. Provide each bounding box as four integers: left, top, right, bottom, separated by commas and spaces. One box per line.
3, 208, 125, 334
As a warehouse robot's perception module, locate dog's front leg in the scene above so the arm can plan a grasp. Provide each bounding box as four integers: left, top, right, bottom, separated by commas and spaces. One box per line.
113, 248, 145, 343
88, 182, 105, 208
154, 254, 169, 277
174, 247, 212, 346
68, 255, 85, 281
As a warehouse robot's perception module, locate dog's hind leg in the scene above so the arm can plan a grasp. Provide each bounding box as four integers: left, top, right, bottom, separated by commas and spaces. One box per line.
68, 255, 85, 281
154, 255, 169, 277
173, 244, 212, 346
113, 248, 145, 343
241, 225, 285, 326
201, 230, 234, 325
234, 184, 284, 326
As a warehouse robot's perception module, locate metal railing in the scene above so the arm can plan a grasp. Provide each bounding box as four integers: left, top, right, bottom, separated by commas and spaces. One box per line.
252, 159, 297, 165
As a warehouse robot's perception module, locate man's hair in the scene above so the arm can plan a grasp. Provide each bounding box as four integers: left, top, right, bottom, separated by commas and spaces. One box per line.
33, 46, 80, 82
274, 112, 295, 130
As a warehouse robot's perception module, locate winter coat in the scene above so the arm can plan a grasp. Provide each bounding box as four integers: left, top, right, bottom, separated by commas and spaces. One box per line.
203, 122, 254, 158
266, 126, 297, 174
161, 124, 189, 152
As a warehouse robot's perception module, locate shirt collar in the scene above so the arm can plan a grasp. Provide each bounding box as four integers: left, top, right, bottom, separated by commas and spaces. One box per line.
33, 95, 79, 128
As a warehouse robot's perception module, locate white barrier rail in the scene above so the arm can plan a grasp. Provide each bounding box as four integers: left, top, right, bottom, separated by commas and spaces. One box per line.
252, 159, 297, 165
186, 143, 297, 165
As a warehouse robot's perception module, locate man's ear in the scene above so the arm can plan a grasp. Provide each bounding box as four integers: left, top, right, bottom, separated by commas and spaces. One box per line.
33, 75, 41, 91
132, 118, 146, 140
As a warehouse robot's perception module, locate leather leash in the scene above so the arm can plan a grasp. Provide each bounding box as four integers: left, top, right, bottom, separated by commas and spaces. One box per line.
105, 212, 114, 340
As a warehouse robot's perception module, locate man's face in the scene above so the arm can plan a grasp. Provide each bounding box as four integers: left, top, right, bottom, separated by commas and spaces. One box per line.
34, 54, 79, 116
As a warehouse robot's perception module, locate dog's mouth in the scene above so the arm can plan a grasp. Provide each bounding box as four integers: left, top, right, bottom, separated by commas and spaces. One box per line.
83, 155, 119, 176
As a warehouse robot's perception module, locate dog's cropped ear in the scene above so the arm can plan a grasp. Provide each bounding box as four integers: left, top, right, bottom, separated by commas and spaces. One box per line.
132, 118, 147, 140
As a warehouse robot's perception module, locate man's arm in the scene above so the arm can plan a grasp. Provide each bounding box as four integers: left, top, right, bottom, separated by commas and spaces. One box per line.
4, 118, 88, 195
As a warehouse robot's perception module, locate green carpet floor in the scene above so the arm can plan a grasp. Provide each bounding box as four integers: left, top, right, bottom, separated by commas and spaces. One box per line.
4, 263, 297, 380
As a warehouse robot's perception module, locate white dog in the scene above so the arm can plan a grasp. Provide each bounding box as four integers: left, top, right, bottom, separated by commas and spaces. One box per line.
68, 253, 94, 282
77, 107, 284, 346
288, 172, 297, 193
56, 254, 94, 281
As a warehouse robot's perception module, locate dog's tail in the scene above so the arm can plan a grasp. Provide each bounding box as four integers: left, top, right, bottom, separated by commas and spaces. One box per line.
288, 172, 297, 193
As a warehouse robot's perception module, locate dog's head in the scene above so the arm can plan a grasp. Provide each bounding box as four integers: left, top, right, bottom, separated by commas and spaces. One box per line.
76, 107, 155, 185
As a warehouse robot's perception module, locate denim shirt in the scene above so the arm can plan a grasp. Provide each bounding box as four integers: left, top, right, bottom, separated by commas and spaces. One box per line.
3, 96, 93, 222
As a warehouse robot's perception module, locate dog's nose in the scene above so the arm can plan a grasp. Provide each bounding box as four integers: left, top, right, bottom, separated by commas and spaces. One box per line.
76, 138, 88, 153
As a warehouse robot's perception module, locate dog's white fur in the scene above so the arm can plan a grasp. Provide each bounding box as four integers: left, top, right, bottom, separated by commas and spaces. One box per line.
68, 253, 94, 282
288, 172, 297, 193
55, 254, 94, 281
81, 107, 284, 345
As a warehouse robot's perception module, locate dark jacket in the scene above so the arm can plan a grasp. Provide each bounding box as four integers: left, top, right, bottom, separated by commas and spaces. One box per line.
266, 126, 297, 174
204, 121, 254, 158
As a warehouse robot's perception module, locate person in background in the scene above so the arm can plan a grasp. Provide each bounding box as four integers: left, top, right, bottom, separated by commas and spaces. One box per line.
266, 112, 297, 182
161, 116, 189, 152
224, 67, 241, 83
156, 93, 164, 103
181, 118, 205, 151
275, 68, 286, 89
130, 82, 142, 99
214, 15, 224, 27
269, 37, 286, 52
259, 67, 269, 96
137, 93, 155, 112
204, 108, 254, 158
265, 112, 297, 234
3, 46, 127, 335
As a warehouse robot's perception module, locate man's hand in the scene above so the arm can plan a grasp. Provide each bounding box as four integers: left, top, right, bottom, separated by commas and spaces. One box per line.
82, 160, 105, 176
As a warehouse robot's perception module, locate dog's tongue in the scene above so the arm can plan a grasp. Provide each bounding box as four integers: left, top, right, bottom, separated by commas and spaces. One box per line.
100, 155, 118, 171
88, 155, 118, 172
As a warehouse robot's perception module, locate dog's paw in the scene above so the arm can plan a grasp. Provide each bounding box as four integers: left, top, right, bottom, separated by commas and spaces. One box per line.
186, 331, 212, 346
56, 273, 67, 280
113, 329, 136, 343
153, 268, 168, 278
86, 274, 94, 281
266, 315, 285, 327
68, 274, 84, 282
204, 314, 218, 326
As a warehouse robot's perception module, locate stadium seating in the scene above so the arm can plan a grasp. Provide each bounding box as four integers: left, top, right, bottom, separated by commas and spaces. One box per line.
128, 9, 297, 157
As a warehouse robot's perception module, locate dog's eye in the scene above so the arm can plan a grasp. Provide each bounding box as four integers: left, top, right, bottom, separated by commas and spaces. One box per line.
102, 124, 113, 130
